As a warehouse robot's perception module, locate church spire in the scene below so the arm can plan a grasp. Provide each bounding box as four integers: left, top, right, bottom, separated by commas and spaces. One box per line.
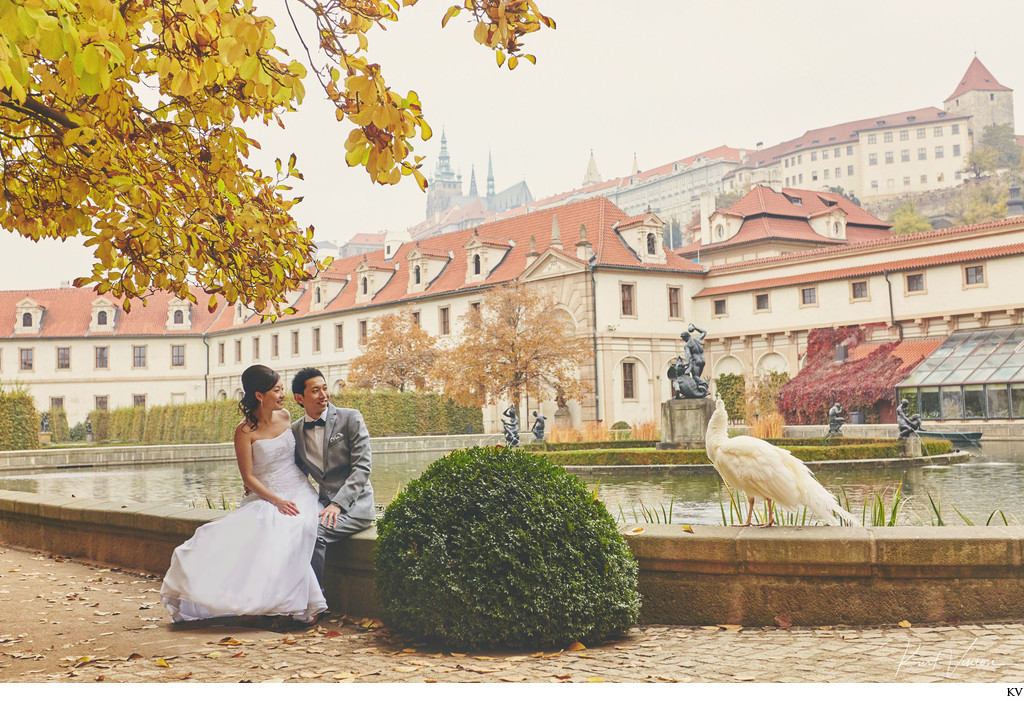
632, 152, 640, 174
468, 164, 478, 197
434, 127, 455, 181
582, 149, 602, 186
486, 150, 495, 197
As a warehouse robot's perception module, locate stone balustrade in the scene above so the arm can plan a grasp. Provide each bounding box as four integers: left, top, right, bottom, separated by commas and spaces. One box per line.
2, 490, 1023, 626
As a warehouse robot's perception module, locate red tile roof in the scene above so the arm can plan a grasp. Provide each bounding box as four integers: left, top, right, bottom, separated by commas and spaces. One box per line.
946, 57, 1011, 102
346, 232, 386, 245
694, 241, 1024, 297
848, 337, 945, 370
0, 287, 223, 338
731, 107, 968, 173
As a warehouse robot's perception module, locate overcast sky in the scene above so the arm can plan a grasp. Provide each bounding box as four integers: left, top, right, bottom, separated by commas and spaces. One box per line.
5, 0, 1024, 290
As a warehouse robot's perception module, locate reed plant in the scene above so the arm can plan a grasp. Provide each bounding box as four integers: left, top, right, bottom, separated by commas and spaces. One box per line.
749, 412, 785, 439
629, 419, 659, 441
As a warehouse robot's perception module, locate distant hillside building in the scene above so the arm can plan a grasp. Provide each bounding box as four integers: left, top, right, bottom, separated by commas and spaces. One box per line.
339, 232, 386, 259
944, 56, 1014, 149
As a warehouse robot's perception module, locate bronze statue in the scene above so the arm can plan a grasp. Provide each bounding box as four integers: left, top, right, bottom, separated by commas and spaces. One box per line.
827, 403, 846, 436
501, 405, 520, 447
672, 322, 710, 398
531, 411, 546, 442
896, 398, 923, 439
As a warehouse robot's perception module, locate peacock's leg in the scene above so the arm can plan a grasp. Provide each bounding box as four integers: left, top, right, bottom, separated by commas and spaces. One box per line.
733, 496, 756, 527
760, 499, 776, 528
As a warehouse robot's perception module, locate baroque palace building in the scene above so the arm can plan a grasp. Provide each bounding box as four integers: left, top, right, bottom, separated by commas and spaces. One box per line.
4, 187, 1024, 429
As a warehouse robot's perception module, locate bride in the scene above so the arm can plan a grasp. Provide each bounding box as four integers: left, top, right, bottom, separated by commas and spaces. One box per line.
161, 364, 327, 624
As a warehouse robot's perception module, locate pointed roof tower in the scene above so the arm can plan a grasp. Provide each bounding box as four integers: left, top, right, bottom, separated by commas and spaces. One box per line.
946, 56, 1011, 102
468, 164, 478, 197
632, 152, 640, 174
486, 151, 495, 197
582, 150, 602, 186
434, 128, 456, 181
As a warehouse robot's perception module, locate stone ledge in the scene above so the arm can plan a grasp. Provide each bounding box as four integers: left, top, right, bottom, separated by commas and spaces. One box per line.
4, 493, 1024, 626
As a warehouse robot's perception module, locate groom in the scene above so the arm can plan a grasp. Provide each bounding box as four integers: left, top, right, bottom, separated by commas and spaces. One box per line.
291, 367, 375, 587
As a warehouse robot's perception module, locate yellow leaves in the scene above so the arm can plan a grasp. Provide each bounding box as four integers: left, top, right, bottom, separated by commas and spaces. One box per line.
155, 658, 170, 667
898, 620, 912, 628
441, 5, 461, 27
567, 641, 586, 651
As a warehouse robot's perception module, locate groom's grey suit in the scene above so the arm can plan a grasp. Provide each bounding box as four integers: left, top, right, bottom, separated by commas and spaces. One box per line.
291, 403, 375, 585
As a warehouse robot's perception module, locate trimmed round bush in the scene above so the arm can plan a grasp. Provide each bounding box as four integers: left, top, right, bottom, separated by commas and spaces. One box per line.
375, 446, 640, 650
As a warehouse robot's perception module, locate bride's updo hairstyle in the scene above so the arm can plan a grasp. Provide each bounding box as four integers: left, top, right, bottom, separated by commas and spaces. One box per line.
239, 364, 281, 429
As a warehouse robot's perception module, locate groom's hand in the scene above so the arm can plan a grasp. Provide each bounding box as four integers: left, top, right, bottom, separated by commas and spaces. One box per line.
319, 503, 341, 529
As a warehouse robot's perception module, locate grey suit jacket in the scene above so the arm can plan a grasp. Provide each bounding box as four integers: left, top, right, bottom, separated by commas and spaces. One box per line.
291, 403, 375, 520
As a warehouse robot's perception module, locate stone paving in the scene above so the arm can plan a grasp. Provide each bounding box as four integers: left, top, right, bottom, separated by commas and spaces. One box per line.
2, 544, 1024, 683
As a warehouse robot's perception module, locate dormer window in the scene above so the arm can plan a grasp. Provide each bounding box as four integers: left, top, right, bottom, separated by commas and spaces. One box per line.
361, 277, 368, 295
97, 311, 108, 326
173, 309, 184, 325
414, 265, 421, 285
473, 254, 481, 276
646, 233, 657, 255
22, 312, 31, 327
833, 222, 840, 235
314, 287, 321, 305
715, 224, 725, 240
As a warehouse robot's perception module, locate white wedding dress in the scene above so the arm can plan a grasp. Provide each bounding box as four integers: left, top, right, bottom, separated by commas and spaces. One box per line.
161, 430, 327, 623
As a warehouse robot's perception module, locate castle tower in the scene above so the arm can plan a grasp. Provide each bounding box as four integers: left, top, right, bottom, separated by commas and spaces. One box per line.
944, 56, 1014, 150
582, 150, 602, 186
486, 151, 495, 197
468, 164, 478, 197
425, 129, 464, 218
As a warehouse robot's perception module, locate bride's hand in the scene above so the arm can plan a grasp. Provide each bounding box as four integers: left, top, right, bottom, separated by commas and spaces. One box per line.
275, 499, 300, 516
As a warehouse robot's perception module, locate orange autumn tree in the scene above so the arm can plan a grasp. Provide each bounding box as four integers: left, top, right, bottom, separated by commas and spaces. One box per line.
0, 0, 554, 313
348, 308, 438, 392
436, 282, 591, 411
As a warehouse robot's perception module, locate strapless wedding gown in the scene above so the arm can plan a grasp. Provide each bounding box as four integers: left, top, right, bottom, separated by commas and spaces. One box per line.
161, 430, 327, 622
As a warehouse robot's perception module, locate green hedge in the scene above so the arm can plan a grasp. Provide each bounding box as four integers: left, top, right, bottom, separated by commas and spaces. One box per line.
0, 386, 39, 450
544, 440, 956, 466
48, 408, 70, 442
287, 390, 481, 437
526, 440, 658, 452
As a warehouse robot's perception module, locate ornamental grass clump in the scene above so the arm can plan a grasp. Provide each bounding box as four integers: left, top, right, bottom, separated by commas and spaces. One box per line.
375, 446, 641, 650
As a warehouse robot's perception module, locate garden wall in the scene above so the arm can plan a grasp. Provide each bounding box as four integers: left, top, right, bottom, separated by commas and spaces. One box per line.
3, 491, 1023, 627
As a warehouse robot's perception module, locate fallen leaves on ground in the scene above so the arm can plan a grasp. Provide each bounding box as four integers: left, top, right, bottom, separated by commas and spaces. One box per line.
898, 620, 912, 628
774, 614, 793, 628
567, 641, 586, 651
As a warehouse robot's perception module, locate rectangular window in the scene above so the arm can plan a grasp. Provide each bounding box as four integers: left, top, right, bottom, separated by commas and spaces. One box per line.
920, 174, 928, 184
620, 283, 635, 316
917, 128, 926, 138
871, 180, 878, 189
218, 342, 225, 364
822, 149, 828, 159
885, 151, 893, 164
667, 287, 681, 318
900, 130, 909, 141
811, 151, 817, 161
868, 153, 877, 165
934, 126, 943, 137
798, 174, 803, 184
359, 320, 368, 345
713, 299, 727, 316
884, 132, 893, 143
622, 362, 636, 400
171, 344, 185, 367
953, 144, 961, 157
951, 124, 960, 135
50, 397, 63, 410
95, 396, 108, 411
56, 347, 70, 369
834, 147, 841, 157
95, 346, 108, 369
918, 148, 927, 160
334, 323, 344, 350
234, 339, 242, 362
823, 169, 829, 179
835, 167, 841, 178
867, 134, 876, 144
812, 171, 818, 181
252, 337, 260, 360
20, 348, 33, 370
312, 327, 321, 353
133, 394, 146, 408
851, 281, 868, 299
846, 145, 853, 155
935, 145, 944, 158
291, 330, 299, 355
132, 345, 147, 368
906, 273, 925, 293
965, 265, 984, 285
904, 176, 911, 186
271, 333, 279, 358
411, 311, 420, 326
901, 149, 910, 162
470, 302, 481, 315
440, 307, 451, 335
785, 176, 790, 187
847, 165, 854, 176
800, 287, 817, 306
755, 293, 769, 311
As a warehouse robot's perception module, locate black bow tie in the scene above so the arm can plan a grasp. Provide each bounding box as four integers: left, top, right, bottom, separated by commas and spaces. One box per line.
304, 418, 326, 429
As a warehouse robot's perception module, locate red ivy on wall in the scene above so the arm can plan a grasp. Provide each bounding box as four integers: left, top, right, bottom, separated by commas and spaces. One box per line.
777, 325, 913, 425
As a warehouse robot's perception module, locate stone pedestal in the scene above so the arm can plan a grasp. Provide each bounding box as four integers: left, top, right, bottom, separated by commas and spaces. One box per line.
38, 432, 51, 445
899, 435, 923, 458
657, 398, 716, 450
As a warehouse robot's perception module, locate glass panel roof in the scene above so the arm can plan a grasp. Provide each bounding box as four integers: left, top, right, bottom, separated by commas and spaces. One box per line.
898, 326, 1024, 388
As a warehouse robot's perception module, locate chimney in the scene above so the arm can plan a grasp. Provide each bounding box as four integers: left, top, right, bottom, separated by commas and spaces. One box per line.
699, 190, 715, 245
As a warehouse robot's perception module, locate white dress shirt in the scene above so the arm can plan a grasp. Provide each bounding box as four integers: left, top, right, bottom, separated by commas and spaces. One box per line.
302, 409, 326, 473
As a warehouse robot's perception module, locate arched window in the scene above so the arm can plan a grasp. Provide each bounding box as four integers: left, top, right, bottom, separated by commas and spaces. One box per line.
647, 233, 657, 255
414, 265, 421, 285
833, 222, 840, 236
715, 224, 725, 240
173, 309, 183, 324
314, 288, 321, 304
361, 277, 368, 295
473, 254, 481, 275
21, 312, 31, 327
97, 311, 107, 326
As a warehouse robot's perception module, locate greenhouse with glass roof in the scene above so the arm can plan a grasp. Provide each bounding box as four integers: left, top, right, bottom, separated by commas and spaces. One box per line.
897, 326, 1024, 420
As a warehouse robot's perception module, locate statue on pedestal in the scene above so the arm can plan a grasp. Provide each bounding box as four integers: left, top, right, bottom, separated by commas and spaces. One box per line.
827, 403, 846, 436
530, 411, 546, 442
501, 405, 520, 448
40, 413, 50, 433
897, 398, 923, 439
670, 323, 709, 399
